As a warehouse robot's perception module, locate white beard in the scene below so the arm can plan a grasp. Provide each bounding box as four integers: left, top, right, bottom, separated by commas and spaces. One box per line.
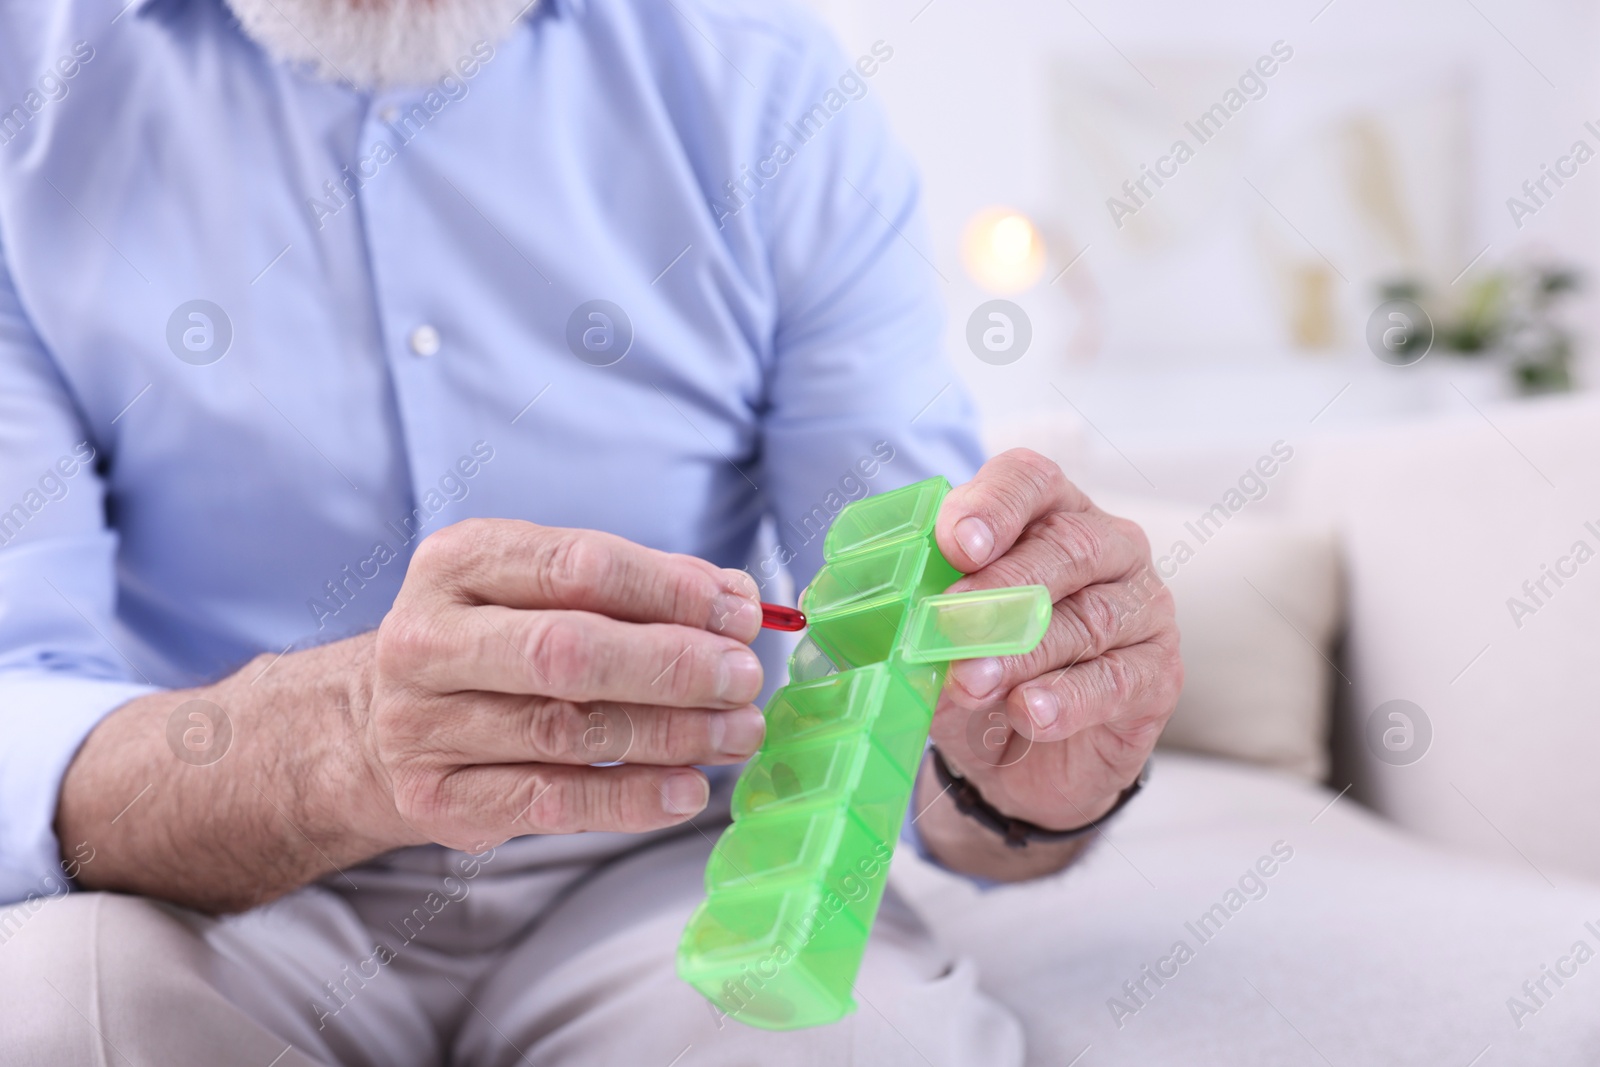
226, 0, 535, 90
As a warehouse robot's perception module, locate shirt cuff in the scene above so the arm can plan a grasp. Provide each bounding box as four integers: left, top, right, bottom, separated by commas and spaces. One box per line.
0, 672, 160, 905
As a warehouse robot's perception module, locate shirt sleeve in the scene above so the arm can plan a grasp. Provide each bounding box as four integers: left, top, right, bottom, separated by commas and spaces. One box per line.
0, 225, 159, 905
749, 23, 990, 883
753, 26, 985, 593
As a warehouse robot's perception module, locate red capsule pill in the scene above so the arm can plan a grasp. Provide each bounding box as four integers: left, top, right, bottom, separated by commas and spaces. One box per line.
759, 602, 807, 632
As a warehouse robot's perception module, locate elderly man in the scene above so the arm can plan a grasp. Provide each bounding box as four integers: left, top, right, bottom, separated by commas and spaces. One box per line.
0, 0, 1180, 1063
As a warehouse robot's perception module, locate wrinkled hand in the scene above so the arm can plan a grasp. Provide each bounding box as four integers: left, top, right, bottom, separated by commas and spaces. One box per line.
359, 520, 767, 851
930, 450, 1182, 833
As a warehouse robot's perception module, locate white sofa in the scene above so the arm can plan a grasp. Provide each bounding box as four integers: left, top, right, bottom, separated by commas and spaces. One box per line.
887, 391, 1600, 1065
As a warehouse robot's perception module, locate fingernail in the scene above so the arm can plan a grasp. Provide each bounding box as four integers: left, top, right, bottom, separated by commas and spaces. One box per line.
954, 517, 994, 566
720, 567, 759, 600
717, 648, 764, 703
951, 658, 1003, 699
1024, 688, 1059, 731
710, 706, 766, 758
709, 593, 761, 636
662, 772, 708, 816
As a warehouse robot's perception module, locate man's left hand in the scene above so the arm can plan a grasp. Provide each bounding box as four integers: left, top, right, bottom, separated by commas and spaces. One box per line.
918, 449, 1183, 876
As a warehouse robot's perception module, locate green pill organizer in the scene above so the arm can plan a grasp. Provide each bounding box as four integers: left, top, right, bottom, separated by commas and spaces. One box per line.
675, 476, 1051, 1030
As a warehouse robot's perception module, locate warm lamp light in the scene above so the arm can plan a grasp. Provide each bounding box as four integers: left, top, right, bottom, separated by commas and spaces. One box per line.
961, 208, 1046, 293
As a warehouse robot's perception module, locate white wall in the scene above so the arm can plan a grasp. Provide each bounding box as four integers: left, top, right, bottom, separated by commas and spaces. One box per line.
805, 0, 1600, 449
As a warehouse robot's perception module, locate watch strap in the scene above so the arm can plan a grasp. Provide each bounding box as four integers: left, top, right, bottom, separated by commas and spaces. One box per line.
929, 746, 1148, 849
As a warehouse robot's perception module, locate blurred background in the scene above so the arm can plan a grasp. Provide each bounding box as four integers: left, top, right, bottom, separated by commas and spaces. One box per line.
803, 0, 1599, 453
783, 0, 1600, 888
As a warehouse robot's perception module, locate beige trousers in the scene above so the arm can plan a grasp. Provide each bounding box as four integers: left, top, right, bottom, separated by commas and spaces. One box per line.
0, 803, 1022, 1066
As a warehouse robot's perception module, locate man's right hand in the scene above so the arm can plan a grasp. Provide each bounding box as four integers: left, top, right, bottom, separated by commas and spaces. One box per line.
56, 520, 765, 912
358, 519, 767, 850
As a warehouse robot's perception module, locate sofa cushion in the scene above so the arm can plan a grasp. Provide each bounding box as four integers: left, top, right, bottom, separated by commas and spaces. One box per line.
1291, 390, 1600, 883
891, 752, 1600, 1066
1099, 494, 1341, 781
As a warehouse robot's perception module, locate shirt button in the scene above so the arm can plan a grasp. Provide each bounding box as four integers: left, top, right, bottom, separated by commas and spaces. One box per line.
379, 105, 399, 124
409, 324, 441, 357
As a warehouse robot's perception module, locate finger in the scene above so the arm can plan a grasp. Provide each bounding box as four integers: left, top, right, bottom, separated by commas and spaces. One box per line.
947, 508, 1150, 600
946, 577, 1172, 705
935, 449, 1090, 572
396, 607, 764, 706
419, 693, 767, 767
395, 762, 713, 847
409, 519, 761, 640
1005, 638, 1182, 742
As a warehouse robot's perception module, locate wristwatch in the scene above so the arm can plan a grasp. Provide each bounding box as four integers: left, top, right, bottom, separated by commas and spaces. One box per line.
929, 746, 1149, 849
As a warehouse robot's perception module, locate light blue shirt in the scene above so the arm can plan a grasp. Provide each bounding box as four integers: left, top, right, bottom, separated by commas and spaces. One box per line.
0, 0, 982, 902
